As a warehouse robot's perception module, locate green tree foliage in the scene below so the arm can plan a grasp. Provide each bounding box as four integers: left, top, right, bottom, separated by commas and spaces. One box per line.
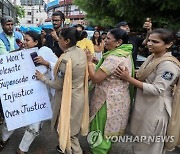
73, 0, 180, 31
15, 5, 25, 24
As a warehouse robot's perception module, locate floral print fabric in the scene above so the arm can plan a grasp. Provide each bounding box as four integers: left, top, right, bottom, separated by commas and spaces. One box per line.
90, 55, 132, 136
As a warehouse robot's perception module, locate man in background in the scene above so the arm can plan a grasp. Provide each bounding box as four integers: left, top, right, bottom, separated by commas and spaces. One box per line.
0, 16, 23, 55
74, 24, 85, 32
44, 11, 65, 57
74, 24, 95, 56
116, 20, 152, 68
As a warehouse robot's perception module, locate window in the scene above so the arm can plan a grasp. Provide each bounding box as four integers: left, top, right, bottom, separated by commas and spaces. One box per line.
27, 12, 31, 15
28, 0, 31, 5
27, 20, 31, 24
36, 19, 38, 21
74, 9, 79, 11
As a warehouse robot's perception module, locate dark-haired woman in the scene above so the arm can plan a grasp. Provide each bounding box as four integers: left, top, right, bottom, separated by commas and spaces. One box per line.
35, 27, 89, 154
0, 31, 57, 154
115, 28, 180, 154
86, 28, 134, 154
92, 31, 104, 61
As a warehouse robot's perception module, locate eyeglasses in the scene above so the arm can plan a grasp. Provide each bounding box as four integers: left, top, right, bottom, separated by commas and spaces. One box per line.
52, 19, 62, 22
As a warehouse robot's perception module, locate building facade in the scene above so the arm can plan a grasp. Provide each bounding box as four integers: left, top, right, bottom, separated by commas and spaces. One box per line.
45, 0, 86, 26
9, 0, 21, 5
0, 0, 17, 19
0, 0, 17, 32
20, 0, 43, 5
19, 0, 47, 27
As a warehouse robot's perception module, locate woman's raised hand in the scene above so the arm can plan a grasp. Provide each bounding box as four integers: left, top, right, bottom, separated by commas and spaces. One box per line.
84, 48, 93, 63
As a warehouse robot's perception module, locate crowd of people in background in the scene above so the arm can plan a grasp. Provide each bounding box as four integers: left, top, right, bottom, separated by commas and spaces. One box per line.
0, 10, 179, 154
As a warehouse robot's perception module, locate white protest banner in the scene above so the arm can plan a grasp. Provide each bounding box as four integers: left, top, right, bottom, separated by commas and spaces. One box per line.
0, 83, 52, 131
0, 48, 38, 88
0, 48, 52, 131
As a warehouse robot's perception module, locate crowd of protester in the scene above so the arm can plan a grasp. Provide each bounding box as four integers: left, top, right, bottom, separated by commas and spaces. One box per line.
0, 10, 179, 154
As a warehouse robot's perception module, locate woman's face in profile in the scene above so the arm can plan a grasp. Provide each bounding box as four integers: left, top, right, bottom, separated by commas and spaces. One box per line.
24, 34, 38, 49
104, 32, 118, 50
147, 33, 172, 54
58, 34, 68, 51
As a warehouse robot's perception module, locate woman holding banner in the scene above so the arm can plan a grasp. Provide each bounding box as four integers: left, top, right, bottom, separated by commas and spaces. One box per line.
0, 31, 57, 154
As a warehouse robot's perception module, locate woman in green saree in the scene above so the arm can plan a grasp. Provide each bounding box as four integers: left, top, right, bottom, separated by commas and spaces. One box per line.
86, 28, 134, 154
